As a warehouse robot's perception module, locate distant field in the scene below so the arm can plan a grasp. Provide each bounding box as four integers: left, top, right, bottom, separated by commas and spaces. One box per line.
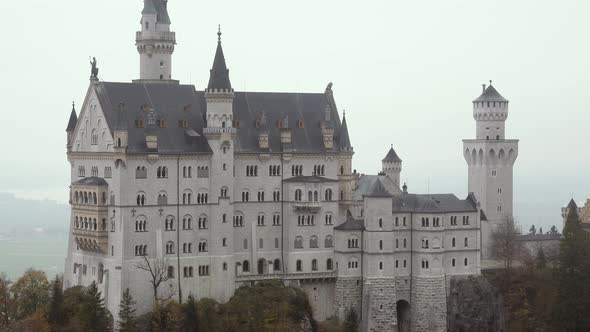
0, 233, 67, 280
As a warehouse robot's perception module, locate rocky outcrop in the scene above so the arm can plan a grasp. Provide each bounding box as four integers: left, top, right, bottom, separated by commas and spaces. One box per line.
448, 275, 505, 332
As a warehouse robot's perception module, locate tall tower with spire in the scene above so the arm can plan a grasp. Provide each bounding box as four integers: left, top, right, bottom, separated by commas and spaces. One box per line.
136, 0, 176, 82
463, 82, 519, 259
203, 27, 237, 301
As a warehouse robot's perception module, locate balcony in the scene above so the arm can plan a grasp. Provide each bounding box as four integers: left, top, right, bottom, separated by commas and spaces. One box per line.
293, 202, 322, 213
203, 127, 236, 135
73, 229, 108, 253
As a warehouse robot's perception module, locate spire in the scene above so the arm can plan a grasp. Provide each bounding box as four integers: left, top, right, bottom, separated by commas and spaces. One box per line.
339, 111, 352, 150
207, 27, 232, 90
383, 146, 402, 163
142, 0, 157, 15
66, 102, 78, 132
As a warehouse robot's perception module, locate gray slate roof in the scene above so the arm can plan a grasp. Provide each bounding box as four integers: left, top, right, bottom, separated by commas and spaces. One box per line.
365, 178, 392, 197
73, 177, 108, 186
339, 114, 351, 149
473, 85, 508, 103
334, 218, 365, 231
66, 104, 78, 132
517, 233, 562, 241
92, 82, 349, 154
353, 175, 402, 201
208, 40, 232, 90
391, 193, 478, 213
383, 147, 402, 162
283, 176, 338, 183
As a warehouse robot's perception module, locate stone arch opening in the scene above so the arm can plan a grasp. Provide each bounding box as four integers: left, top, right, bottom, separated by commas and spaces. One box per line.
396, 300, 410, 332
257, 259, 267, 275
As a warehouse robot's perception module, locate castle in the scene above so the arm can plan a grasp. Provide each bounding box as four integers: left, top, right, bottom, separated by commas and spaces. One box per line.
63, 1, 518, 331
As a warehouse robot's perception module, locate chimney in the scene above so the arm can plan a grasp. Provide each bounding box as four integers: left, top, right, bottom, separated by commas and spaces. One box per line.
482, 84, 486, 93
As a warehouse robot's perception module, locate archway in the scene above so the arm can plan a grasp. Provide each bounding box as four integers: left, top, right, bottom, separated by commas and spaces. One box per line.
396, 300, 410, 332
257, 259, 267, 275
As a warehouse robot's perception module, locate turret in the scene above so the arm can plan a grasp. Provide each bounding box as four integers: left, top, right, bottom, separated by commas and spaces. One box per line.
135, 0, 176, 82
382, 146, 402, 188
473, 81, 509, 140
66, 102, 78, 150
204, 27, 234, 130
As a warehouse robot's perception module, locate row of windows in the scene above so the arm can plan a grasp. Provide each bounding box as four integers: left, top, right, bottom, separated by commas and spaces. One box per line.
241, 190, 281, 202
165, 241, 208, 254
136, 166, 209, 179
77, 166, 111, 178
73, 191, 106, 205
74, 217, 106, 231
181, 166, 209, 178
294, 189, 333, 202
295, 258, 333, 272
294, 235, 333, 249
312, 165, 325, 176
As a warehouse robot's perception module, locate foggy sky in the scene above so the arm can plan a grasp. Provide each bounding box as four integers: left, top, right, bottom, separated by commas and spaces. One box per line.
1, 0, 589, 232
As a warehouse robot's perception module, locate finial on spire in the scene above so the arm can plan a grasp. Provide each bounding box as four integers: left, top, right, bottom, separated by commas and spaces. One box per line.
72, 101, 75, 110
217, 25, 222, 43
489, 80, 493, 86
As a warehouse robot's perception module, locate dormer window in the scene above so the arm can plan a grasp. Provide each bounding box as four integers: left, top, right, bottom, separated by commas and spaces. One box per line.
135, 119, 144, 128
178, 120, 188, 128
297, 120, 304, 128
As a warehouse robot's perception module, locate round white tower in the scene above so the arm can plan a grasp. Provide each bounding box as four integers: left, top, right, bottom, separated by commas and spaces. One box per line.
135, 0, 176, 82
463, 82, 519, 260
382, 146, 402, 188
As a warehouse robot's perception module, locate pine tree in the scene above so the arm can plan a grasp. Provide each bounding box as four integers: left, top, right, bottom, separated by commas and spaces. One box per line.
529, 224, 537, 235
343, 307, 358, 332
47, 274, 64, 327
118, 288, 137, 332
554, 208, 590, 330
182, 294, 199, 332
79, 281, 112, 332
550, 225, 559, 234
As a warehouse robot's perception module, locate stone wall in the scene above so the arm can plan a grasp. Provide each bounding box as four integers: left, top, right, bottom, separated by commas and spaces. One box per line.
410, 276, 447, 332
447, 275, 504, 332
364, 278, 397, 332
334, 277, 362, 321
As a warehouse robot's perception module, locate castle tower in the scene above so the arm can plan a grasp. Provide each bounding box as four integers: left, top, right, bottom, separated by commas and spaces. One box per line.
463, 82, 519, 259
382, 146, 402, 188
135, 0, 176, 82
203, 28, 236, 301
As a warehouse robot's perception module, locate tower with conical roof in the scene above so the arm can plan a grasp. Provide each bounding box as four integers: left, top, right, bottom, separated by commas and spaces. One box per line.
463, 82, 519, 260
66, 102, 78, 151
203, 27, 237, 301
136, 0, 176, 82
382, 146, 402, 188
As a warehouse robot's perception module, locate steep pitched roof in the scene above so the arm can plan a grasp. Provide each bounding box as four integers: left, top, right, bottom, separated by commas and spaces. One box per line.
383, 147, 402, 163
334, 218, 365, 231
142, 0, 157, 15
391, 194, 478, 213
567, 198, 578, 209
338, 114, 351, 150
92, 82, 349, 154
207, 37, 232, 90
365, 178, 392, 197
66, 103, 78, 132
473, 85, 508, 103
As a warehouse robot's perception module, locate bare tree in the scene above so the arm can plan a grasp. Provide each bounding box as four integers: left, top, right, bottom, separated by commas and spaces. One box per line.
491, 217, 522, 271
136, 256, 175, 305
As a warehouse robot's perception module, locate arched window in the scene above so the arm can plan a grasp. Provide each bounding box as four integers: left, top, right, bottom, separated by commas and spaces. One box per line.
379, 240, 383, 250
452, 238, 456, 247
166, 241, 175, 254
327, 259, 333, 270
310, 236, 318, 248
198, 216, 208, 229
273, 259, 281, 271
294, 236, 303, 249
198, 240, 208, 252
243, 260, 250, 272
296, 260, 302, 272
295, 189, 302, 201
308, 191, 313, 202
324, 235, 333, 248
379, 218, 383, 228
167, 266, 175, 278
403, 238, 407, 248
464, 258, 468, 266
325, 189, 333, 201
311, 259, 318, 271
452, 258, 456, 267
165, 216, 175, 231
464, 237, 468, 247
347, 235, 359, 248
314, 191, 318, 202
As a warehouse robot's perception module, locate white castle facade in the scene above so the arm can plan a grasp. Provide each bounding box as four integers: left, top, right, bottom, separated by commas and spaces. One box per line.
63, 1, 518, 331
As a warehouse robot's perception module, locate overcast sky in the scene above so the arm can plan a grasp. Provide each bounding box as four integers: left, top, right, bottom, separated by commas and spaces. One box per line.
1, 0, 589, 231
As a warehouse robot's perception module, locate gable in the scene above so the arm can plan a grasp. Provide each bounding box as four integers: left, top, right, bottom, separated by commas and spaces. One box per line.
71, 84, 114, 153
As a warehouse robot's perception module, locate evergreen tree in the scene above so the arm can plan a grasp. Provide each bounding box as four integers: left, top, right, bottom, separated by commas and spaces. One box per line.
47, 274, 64, 327
182, 294, 199, 332
554, 208, 590, 331
79, 281, 112, 332
118, 288, 137, 332
529, 224, 537, 235
343, 307, 358, 332
539, 227, 544, 235
550, 225, 559, 234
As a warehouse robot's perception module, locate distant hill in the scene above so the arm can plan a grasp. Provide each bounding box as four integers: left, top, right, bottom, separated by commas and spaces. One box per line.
0, 193, 69, 237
